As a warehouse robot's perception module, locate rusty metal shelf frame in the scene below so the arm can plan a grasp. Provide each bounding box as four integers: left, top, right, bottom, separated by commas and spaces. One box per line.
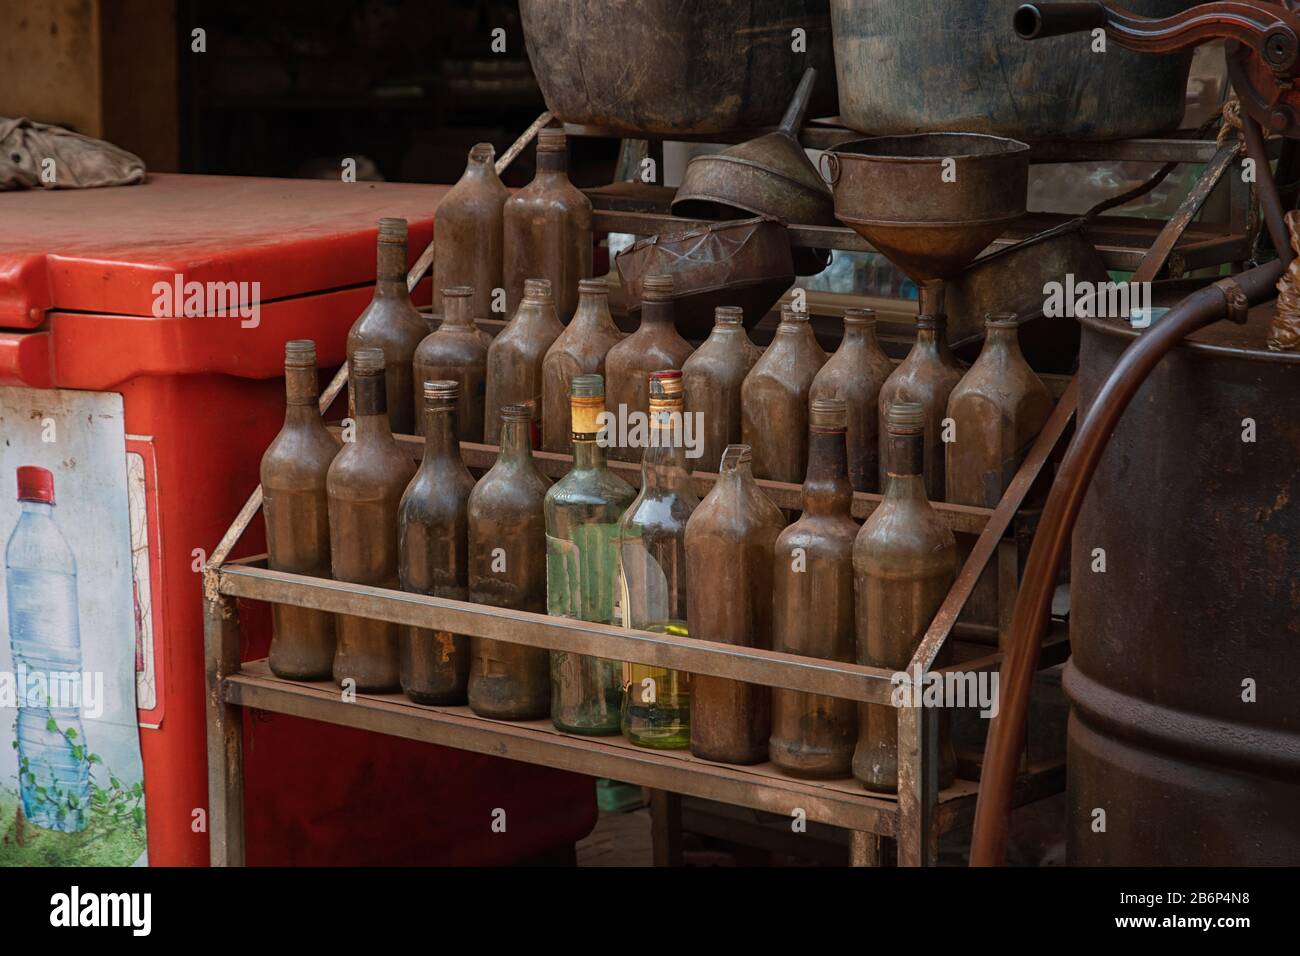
575, 130, 1255, 274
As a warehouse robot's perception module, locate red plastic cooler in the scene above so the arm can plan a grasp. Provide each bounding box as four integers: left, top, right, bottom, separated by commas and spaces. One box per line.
0, 174, 597, 865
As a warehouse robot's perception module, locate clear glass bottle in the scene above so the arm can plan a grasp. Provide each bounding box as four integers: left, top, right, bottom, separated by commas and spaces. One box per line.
347, 218, 426, 436
484, 278, 565, 445
770, 399, 860, 777
946, 313, 1053, 627
541, 277, 624, 455
545, 374, 636, 734
261, 339, 339, 680
328, 348, 416, 692
742, 304, 827, 483
682, 306, 761, 473
398, 380, 475, 705
618, 370, 698, 748
810, 308, 894, 493
877, 313, 964, 501
503, 127, 592, 320
852, 402, 958, 793
413, 285, 489, 442
434, 142, 509, 321
604, 274, 694, 463
467, 402, 553, 719
685, 444, 785, 764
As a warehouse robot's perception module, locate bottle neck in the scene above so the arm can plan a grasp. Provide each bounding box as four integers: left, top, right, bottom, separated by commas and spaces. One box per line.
639, 299, 675, 330
642, 410, 689, 488
803, 430, 853, 515
420, 404, 460, 467
571, 436, 607, 471
535, 152, 569, 178
284, 366, 320, 424
440, 301, 474, 329
19, 500, 53, 518
570, 296, 610, 332
352, 375, 391, 437
375, 242, 409, 298
883, 433, 927, 502
498, 418, 533, 462
981, 326, 1022, 364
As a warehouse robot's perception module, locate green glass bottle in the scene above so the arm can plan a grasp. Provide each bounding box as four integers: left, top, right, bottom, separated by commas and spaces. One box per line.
545, 374, 636, 734
618, 369, 698, 748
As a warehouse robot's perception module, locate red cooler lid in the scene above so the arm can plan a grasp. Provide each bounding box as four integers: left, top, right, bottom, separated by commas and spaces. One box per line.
16, 465, 54, 504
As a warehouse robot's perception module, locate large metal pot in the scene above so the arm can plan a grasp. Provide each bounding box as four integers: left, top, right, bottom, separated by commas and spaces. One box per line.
520, 1, 839, 136
1067, 305, 1300, 865
830, 0, 1196, 140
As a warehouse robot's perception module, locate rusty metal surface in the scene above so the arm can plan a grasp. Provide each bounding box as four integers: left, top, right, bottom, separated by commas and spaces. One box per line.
946, 221, 1103, 371
615, 217, 796, 338
519, 0, 838, 137
826, 133, 1029, 281
673, 67, 835, 229
686, 446, 786, 764
1065, 310, 1300, 865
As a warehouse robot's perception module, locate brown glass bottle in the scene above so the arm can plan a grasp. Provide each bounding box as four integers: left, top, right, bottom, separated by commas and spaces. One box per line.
770, 399, 859, 777
946, 313, 1052, 627
347, 218, 426, 436
852, 402, 958, 793
467, 402, 552, 719
741, 305, 826, 484
603, 274, 694, 463
682, 306, 762, 473
398, 381, 476, 704
503, 127, 592, 319
327, 348, 416, 692
433, 143, 508, 321
540, 277, 623, 454
877, 314, 963, 501
484, 278, 564, 445
413, 286, 488, 442
685, 444, 785, 764
810, 308, 894, 493
261, 339, 339, 680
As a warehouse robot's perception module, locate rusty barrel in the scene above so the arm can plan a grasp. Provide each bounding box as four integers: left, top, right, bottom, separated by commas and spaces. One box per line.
1068, 310, 1300, 865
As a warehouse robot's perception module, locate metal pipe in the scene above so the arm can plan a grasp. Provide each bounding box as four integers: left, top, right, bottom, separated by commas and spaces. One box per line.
969, 257, 1286, 866
1242, 113, 1294, 265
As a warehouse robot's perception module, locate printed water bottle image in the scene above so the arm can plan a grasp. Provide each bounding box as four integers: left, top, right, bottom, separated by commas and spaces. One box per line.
5, 466, 91, 833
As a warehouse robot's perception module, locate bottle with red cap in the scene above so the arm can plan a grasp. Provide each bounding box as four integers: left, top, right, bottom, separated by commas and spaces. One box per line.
6, 465, 91, 832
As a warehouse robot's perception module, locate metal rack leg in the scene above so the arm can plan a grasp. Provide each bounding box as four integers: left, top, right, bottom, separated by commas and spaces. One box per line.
204, 586, 246, 866
649, 789, 683, 866
896, 702, 939, 867
849, 831, 894, 866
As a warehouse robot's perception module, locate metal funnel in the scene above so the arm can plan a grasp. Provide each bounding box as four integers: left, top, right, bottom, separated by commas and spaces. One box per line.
672, 68, 835, 230
824, 133, 1030, 282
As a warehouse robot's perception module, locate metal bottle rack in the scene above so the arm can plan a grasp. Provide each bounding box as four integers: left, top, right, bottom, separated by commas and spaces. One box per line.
204, 120, 1254, 867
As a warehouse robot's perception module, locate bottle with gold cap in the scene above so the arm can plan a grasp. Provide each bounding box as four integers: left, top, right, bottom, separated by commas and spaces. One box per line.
876, 314, 963, 501
945, 313, 1052, 629
398, 380, 476, 704
604, 274, 694, 463
685, 443, 785, 764
540, 277, 623, 455
328, 348, 416, 692
347, 218, 427, 436
682, 306, 761, 473
503, 127, 592, 319
433, 142, 508, 321
545, 374, 636, 734
810, 307, 894, 493
770, 398, 860, 777
742, 304, 827, 484
484, 278, 565, 445
852, 401, 957, 793
617, 370, 698, 748
261, 339, 339, 680
467, 401, 553, 719
413, 286, 489, 442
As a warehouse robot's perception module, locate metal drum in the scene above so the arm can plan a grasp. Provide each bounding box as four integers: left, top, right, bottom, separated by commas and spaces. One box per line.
1068, 309, 1300, 865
